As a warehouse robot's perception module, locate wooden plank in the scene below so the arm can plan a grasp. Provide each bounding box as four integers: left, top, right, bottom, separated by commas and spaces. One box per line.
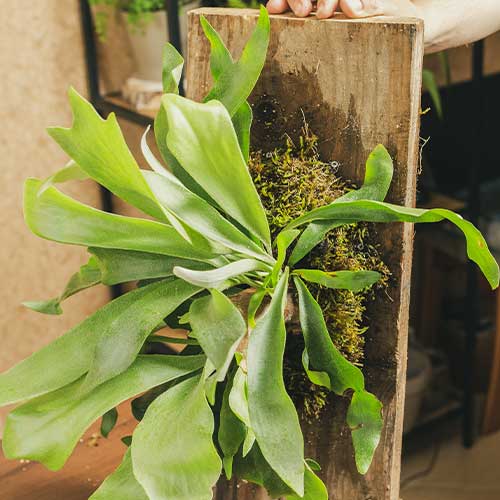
104, 94, 157, 120
187, 9, 423, 500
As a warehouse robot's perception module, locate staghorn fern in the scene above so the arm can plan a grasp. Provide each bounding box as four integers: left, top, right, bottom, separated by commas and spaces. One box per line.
1, 7, 498, 500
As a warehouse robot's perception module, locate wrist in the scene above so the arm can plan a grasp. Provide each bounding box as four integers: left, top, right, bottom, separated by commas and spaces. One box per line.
416, 1, 448, 53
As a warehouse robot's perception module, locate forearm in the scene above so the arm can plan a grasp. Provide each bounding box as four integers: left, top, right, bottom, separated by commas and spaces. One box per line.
418, 0, 500, 53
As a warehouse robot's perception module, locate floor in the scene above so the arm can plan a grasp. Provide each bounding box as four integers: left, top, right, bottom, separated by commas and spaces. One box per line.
1, 407, 500, 499
0, 405, 137, 500
401, 429, 500, 500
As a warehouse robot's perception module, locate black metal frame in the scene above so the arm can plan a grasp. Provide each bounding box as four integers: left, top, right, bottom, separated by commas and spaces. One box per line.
79, 0, 183, 299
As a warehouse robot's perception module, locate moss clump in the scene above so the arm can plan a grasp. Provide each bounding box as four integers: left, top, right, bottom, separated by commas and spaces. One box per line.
307, 224, 390, 364
249, 128, 349, 240
249, 126, 390, 420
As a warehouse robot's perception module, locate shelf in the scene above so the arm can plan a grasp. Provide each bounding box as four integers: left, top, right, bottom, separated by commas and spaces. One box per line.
403, 398, 463, 449
415, 398, 463, 429
417, 221, 500, 265
418, 191, 466, 212
96, 94, 156, 126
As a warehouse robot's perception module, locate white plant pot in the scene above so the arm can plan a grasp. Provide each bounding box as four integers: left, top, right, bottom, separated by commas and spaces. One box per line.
122, 10, 168, 82
122, 3, 199, 84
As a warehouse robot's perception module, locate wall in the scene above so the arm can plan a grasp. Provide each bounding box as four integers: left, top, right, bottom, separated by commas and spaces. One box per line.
0, 1, 109, 429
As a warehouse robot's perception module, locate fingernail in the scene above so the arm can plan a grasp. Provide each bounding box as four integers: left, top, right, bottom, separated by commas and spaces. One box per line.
347, 0, 364, 13
316, 1, 327, 15
296, 2, 311, 16
298, 1, 311, 16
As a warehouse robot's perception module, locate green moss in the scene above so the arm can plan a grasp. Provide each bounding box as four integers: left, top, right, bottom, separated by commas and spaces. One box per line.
249, 126, 390, 420
249, 126, 350, 241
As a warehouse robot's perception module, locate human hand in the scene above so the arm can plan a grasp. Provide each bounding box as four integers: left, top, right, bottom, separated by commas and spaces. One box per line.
266, 0, 500, 54
266, 0, 420, 21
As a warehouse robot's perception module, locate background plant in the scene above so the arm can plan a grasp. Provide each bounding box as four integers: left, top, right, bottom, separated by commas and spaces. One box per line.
90, 0, 173, 40
89, 0, 259, 41
0, 7, 497, 499
422, 51, 450, 119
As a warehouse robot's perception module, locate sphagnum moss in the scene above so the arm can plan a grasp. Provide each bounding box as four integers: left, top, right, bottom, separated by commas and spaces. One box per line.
249, 127, 390, 420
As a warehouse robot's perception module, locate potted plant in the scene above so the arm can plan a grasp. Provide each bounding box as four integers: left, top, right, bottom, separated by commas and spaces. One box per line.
0, 8, 497, 499
89, 0, 198, 81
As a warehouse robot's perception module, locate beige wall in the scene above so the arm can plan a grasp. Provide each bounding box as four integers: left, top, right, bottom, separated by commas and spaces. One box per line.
0, 1, 110, 427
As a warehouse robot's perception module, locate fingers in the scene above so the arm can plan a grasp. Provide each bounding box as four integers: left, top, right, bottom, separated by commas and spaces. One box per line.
267, 0, 313, 17
339, 0, 384, 18
266, 0, 403, 20
266, 0, 290, 14
289, 0, 314, 17
317, 0, 339, 19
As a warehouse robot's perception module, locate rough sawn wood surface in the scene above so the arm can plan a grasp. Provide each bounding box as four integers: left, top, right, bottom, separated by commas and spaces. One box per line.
187, 9, 424, 500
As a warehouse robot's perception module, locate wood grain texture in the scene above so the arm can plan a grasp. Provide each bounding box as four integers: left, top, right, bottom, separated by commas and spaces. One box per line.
187, 9, 423, 500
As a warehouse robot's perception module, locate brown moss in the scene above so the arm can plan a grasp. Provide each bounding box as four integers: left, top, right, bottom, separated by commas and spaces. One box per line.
249, 126, 390, 420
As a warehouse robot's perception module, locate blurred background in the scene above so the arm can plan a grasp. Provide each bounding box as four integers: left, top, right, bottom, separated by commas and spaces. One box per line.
0, 2, 499, 499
